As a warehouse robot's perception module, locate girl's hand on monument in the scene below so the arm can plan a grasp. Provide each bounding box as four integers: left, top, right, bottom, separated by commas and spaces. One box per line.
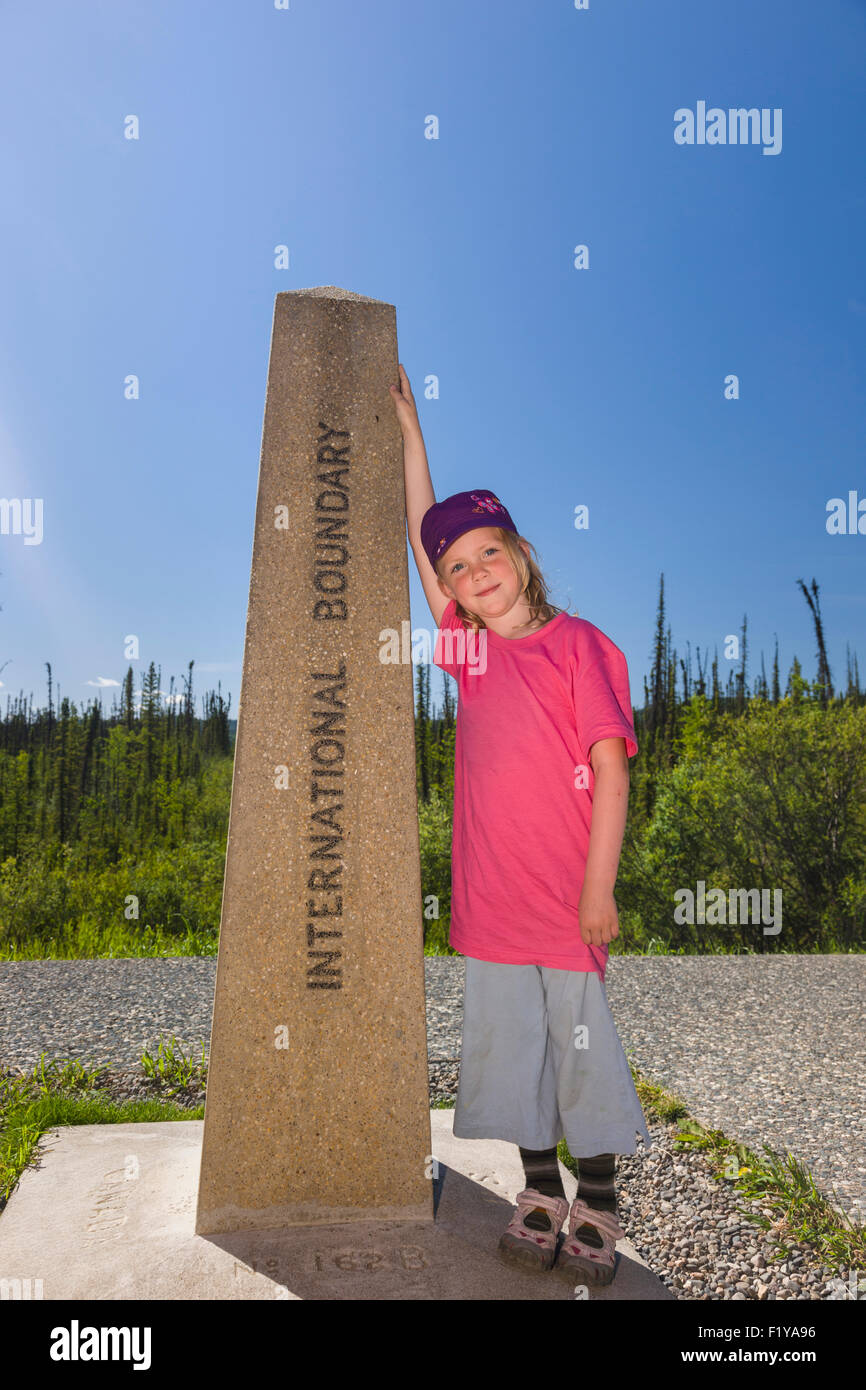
389, 363, 422, 438
577, 884, 620, 947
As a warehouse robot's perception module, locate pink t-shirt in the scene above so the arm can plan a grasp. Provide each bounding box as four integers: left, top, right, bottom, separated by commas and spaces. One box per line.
432, 599, 638, 978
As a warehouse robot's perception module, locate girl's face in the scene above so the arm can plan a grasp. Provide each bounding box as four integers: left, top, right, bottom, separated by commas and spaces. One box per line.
438, 527, 525, 613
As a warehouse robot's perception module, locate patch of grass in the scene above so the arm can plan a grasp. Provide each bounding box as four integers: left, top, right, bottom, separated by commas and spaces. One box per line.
668, 1116, 866, 1274
0, 924, 219, 960
140, 1035, 208, 1095
0, 1051, 204, 1213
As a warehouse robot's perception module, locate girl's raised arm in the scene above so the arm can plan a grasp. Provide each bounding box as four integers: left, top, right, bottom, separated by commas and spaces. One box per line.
390, 363, 434, 541
389, 364, 450, 628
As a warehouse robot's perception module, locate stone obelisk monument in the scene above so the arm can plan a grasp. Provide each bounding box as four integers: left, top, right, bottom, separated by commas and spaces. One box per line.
195, 288, 433, 1234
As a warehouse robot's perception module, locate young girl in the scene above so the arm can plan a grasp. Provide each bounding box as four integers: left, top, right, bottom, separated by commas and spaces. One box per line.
390, 364, 652, 1287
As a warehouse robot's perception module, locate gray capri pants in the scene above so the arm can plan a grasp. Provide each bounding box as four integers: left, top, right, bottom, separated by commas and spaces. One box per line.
453, 957, 653, 1157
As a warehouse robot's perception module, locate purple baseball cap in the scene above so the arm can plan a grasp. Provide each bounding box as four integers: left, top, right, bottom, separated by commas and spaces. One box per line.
420, 490, 520, 571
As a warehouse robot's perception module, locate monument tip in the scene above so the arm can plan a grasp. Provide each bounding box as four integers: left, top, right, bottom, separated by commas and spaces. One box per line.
279, 285, 391, 304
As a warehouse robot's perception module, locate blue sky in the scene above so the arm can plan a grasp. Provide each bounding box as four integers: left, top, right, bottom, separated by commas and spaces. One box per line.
1, 0, 864, 720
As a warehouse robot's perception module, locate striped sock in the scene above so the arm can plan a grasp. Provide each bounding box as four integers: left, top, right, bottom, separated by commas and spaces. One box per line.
574, 1153, 617, 1248
518, 1145, 565, 1231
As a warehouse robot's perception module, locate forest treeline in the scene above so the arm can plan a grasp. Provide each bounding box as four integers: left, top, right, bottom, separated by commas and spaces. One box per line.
1, 576, 864, 958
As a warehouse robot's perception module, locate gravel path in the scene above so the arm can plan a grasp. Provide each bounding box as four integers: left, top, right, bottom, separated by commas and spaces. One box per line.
1, 953, 863, 1301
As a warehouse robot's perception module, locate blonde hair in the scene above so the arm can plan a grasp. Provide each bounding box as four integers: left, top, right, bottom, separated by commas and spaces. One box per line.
438, 527, 576, 633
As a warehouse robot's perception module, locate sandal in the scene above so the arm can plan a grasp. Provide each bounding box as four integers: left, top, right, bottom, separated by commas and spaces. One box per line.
498, 1187, 570, 1272
553, 1196, 625, 1286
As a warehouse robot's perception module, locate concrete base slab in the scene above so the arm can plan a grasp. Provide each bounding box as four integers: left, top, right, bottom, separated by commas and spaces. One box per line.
0, 1110, 673, 1300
